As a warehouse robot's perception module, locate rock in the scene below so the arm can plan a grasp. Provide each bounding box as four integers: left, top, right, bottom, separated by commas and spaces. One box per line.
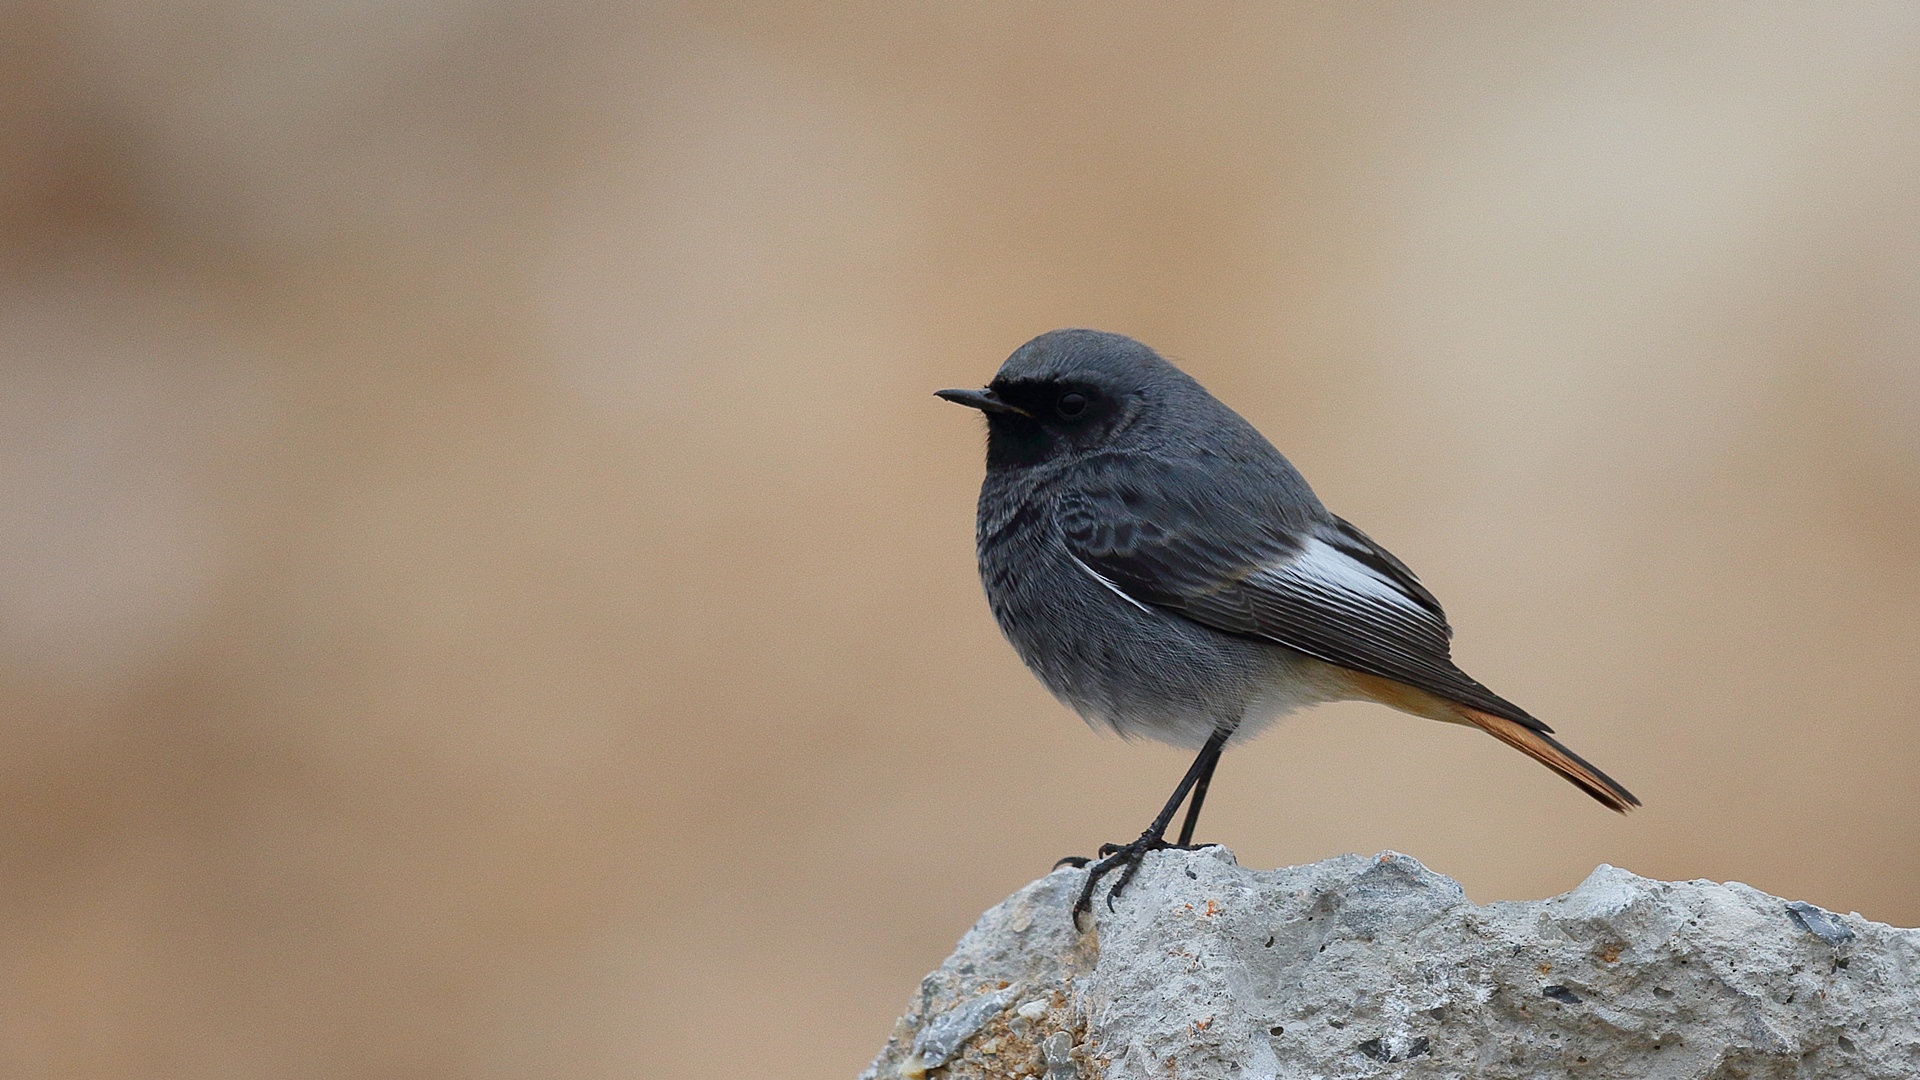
861, 848, 1920, 1080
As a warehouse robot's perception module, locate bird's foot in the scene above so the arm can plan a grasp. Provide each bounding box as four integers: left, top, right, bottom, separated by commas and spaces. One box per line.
1067, 833, 1210, 922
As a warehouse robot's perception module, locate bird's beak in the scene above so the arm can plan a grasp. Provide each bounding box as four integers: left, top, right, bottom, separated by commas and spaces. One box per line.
935, 387, 1030, 417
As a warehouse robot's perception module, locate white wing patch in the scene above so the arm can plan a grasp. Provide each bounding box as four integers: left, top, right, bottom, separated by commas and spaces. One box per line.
1250, 536, 1419, 610
1067, 549, 1156, 613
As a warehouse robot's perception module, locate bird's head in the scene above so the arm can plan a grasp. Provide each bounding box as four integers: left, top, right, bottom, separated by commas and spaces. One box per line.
937, 329, 1199, 469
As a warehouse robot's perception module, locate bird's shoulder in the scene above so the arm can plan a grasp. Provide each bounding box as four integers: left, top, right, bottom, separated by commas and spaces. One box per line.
1056, 449, 1460, 660
1055, 448, 1319, 572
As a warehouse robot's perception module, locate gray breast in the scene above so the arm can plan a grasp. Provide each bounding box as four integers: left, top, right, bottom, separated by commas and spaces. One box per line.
974, 477, 1313, 749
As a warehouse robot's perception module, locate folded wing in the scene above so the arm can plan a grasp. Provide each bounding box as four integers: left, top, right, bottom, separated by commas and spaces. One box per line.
1057, 455, 1545, 731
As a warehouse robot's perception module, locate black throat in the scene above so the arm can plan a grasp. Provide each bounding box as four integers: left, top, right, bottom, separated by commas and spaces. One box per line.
983, 413, 1056, 471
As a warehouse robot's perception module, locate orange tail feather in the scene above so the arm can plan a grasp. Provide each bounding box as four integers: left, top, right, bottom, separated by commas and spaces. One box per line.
1454, 705, 1640, 814
1337, 669, 1640, 813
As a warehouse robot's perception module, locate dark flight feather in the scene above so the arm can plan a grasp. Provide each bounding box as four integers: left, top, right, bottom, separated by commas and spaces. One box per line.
1056, 453, 1550, 732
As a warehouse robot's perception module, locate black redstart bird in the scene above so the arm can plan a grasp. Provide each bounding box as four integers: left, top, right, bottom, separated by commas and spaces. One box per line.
938, 329, 1637, 918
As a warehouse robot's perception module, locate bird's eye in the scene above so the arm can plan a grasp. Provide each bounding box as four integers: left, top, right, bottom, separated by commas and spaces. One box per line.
1056, 391, 1088, 418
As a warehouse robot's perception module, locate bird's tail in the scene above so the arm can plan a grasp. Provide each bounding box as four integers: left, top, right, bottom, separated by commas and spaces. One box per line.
1453, 705, 1640, 814
1337, 669, 1640, 813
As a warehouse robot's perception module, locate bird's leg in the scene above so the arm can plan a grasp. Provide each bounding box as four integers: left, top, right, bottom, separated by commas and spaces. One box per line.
1174, 746, 1222, 847
1070, 725, 1232, 920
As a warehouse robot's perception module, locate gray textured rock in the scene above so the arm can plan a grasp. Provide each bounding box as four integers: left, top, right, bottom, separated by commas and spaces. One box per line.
862, 848, 1920, 1080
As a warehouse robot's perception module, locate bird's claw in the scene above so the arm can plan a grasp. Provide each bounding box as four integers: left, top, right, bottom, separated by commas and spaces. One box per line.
1069, 833, 1207, 922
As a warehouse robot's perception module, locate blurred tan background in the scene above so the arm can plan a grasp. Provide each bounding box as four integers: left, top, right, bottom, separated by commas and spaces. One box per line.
2, 2, 1917, 1076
